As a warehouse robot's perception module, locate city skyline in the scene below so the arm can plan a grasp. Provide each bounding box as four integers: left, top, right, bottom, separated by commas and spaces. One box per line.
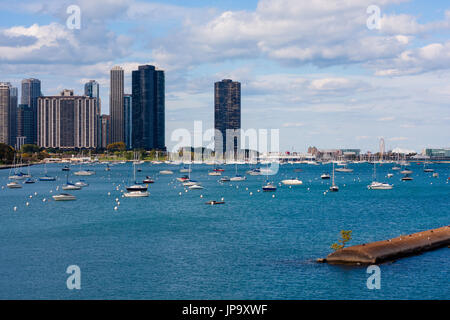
0, 0, 449, 152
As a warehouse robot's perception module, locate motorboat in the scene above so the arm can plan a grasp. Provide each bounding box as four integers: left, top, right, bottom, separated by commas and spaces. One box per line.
62, 183, 81, 190
75, 180, 89, 187
213, 167, 225, 172
205, 200, 225, 205
367, 181, 393, 190
387, 173, 394, 178
39, 175, 56, 181
24, 178, 36, 184
208, 171, 221, 176
180, 167, 191, 173
321, 173, 331, 179
124, 191, 149, 198
281, 179, 303, 185
247, 168, 261, 176
335, 166, 353, 173
142, 176, 154, 184
262, 182, 277, 192
7, 181, 22, 189
189, 184, 204, 190
177, 175, 190, 182
183, 180, 201, 187
74, 170, 95, 176
62, 166, 70, 171
126, 184, 148, 192
219, 176, 231, 182
52, 193, 76, 201
401, 175, 413, 181
400, 168, 412, 175
159, 170, 173, 175
392, 166, 401, 170
230, 175, 246, 181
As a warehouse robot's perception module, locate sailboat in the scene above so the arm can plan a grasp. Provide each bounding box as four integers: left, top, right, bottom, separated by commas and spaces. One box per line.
230, 163, 246, 181
423, 162, 434, 173
62, 171, 81, 190
262, 162, 277, 192
367, 163, 393, 190
329, 163, 339, 192
39, 162, 56, 181
126, 154, 148, 192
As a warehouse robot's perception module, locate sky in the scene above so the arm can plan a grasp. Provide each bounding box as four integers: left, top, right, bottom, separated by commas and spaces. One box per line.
0, 0, 449, 153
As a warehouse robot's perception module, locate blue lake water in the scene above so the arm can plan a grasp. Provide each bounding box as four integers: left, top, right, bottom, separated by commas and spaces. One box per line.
0, 162, 449, 299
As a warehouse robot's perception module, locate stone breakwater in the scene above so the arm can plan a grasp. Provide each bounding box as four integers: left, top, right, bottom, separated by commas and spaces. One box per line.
319, 226, 450, 265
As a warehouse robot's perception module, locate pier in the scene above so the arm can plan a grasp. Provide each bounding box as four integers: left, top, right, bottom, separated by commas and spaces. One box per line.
320, 226, 450, 265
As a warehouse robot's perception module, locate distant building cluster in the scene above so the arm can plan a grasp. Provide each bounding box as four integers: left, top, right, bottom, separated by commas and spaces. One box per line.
0, 65, 167, 151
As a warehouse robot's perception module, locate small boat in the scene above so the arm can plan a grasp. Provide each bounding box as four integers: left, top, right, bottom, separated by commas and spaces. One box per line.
208, 171, 221, 176
177, 175, 190, 182
230, 175, 246, 181
262, 182, 277, 192
213, 167, 225, 172
159, 170, 173, 175
62, 166, 70, 171
24, 178, 36, 184
401, 174, 413, 181
126, 184, 148, 191
433, 173, 439, 178
62, 183, 82, 190
293, 168, 302, 173
189, 184, 204, 190
7, 181, 22, 189
329, 163, 339, 192
180, 167, 191, 173
387, 173, 394, 178
321, 173, 331, 179
400, 168, 412, 175
392, 166, 401, 170
281, 179, 303, 185
335, 166, 353, 173
367, 182, 393, 190
39, 175, 56, 181
74, 170, 95, 176
75, 180, 89, 187
52, 193, 76, 201
247, 168, 261, 176
183, 180, 200, 187
219, 176, 231, 182
205, 200, 225, 205
142, 176, 154, 184
124, 191, 149, 198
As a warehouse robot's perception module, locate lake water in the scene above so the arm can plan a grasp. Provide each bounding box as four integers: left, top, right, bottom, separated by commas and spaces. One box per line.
0, 162, 449, 299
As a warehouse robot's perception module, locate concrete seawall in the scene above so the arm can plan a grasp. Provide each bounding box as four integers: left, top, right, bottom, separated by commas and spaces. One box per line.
321, 226, 450, 265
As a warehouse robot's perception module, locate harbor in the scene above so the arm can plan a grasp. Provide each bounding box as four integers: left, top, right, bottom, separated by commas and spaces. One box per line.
1, 161, 449, 299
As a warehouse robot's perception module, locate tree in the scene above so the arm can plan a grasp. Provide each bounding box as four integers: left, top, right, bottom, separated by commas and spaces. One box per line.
107, 142, 126, 152
21, 144, 40, 154
0, 143, 15, 164
331, 230, 352, 251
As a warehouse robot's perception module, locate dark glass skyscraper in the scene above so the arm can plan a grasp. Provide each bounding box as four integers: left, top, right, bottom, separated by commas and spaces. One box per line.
21, 78, 41, 144
110, 66, 124, 144
214, 79, 241, 156
17, 104, 33, 146
131, 65, 165, 150
0, 82, 10, 145
123, 94, 132, 149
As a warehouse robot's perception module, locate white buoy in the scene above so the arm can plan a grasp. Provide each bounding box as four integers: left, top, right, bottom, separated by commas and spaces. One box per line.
272, 194, 275, 198
114, 206, 118, 210
49, 190, 52, 193
257, 189, 260, 193
43, 198, 46, 202
29, 195, 32, 199
221, 197, 224, 201
34, 192, 37, 196
117, 201, 120, 206
245, 187, 248, 191
250, 192, 253, 195
13, 206, 17, 211
200, 195, 203, 198
107, 192, 111, 196
26, 202, 29, 206
179, 192, 182, 196
115, 198, 119, 202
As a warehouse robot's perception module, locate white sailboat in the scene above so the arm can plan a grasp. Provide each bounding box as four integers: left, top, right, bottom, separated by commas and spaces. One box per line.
367, 163, 393, 190
329, 162, 339, 192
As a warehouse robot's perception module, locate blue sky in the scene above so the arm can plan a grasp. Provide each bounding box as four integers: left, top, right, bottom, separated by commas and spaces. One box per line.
0, 0, 449, 153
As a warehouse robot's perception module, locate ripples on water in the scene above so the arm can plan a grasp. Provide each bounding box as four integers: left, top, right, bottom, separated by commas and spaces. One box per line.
0, 162, 448, 299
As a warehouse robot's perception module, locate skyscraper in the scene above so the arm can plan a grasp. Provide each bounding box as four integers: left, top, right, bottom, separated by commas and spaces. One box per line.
17, 104, 33, 148
110, 66, 124, 143
84, 80, 100, 99
9, 87, 17, 147
131, 65, 165, 150
21, 78, 41, 144
37, 90, 100, 149
0, 82, 10, 145
214, 79, 241, 157
100, 114, 111, 149
123, 94, 132, 149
